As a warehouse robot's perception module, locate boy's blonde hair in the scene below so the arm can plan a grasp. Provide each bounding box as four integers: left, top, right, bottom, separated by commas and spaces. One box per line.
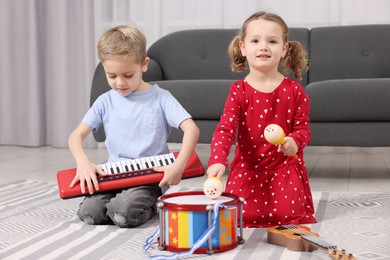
97, 24, 147, 63
228, 11, 308, 81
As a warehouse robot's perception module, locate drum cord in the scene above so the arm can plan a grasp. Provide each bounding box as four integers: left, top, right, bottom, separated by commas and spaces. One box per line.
143, 203, 235, 259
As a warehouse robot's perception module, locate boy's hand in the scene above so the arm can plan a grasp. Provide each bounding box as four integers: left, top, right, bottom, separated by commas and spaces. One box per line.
206, 163, 226, 179
155, 163, 184, 187
69, 161, 107, 195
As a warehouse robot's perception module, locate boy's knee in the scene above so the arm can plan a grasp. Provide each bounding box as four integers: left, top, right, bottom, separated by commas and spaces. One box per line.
78, 203, 110, 225
79, 214, 96, 225
112, 212, 127, 226
107, 210, 133, 228
108, 204, 157, 228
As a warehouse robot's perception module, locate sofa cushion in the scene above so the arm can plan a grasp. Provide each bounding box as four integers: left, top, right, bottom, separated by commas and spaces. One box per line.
154, 79, 233, 120
309, 25, 390, 83
306, 78, 390, 122
147, 29, 245, 80
309, 122, 390, 146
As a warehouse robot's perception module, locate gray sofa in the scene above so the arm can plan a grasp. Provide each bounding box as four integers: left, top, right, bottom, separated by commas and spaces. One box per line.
91, 24, 390, 147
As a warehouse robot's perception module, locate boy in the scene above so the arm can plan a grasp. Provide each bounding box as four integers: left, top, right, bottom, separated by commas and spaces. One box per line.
68, 25, 199, 227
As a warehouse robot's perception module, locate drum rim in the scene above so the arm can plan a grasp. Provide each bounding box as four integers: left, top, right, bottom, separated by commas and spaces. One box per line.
160, 240, 240, 254
158, 191, 239, 211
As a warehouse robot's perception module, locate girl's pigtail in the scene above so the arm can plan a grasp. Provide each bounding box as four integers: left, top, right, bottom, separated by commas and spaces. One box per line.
228, 36, 247, 72
282, 41, 309, 81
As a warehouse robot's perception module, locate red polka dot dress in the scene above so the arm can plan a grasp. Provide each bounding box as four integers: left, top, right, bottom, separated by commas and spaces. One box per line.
208, 77, 316, 228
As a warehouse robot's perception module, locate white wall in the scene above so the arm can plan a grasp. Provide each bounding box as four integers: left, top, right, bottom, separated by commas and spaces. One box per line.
94, 0, 390, 51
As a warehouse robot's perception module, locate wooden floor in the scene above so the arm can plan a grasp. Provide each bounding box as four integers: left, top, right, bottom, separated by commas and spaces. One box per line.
1, 144, 390, 192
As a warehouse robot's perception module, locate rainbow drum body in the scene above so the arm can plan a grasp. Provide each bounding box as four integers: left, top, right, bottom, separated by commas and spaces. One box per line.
157, 191, 245, 254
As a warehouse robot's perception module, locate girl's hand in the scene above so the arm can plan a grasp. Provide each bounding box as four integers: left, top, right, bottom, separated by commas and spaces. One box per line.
156, 163, 185, 187
69, 160, 107, 195
206, 163, 226, 179
278, 136, 298, 157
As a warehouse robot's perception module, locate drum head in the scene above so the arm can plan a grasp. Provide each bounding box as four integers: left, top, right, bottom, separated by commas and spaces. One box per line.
158, 191, 238, 211
164, 194, 232, 205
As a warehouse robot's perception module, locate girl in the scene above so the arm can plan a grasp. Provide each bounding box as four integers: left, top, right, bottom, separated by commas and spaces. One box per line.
207, 12, 316, 227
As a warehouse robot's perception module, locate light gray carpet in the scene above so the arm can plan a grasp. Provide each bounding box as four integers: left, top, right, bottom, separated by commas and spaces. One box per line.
0, 180, 389, 260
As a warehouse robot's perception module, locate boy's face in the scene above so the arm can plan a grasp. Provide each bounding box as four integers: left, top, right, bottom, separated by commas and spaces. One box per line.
102, 56, 149, 97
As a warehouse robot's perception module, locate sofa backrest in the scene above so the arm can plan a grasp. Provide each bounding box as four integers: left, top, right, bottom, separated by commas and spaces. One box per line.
146, 29, 245, 81
145, 28, 310, 86
309, 24, 390, 83
155, 79, 234, 143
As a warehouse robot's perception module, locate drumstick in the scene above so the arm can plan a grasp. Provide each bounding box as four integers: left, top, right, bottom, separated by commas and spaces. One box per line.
203, 177, 223, 199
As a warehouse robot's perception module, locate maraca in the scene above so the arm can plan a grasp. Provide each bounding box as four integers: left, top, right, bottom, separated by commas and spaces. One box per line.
264, 124, 298, 159
203, 177, 223, 199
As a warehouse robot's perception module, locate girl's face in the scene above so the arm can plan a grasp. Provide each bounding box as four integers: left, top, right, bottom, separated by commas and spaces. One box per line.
103, 56, 149, 97
240, 19, 288, 74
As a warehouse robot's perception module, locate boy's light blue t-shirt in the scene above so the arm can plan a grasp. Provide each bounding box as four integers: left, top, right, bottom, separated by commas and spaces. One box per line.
82, 84, 191, 163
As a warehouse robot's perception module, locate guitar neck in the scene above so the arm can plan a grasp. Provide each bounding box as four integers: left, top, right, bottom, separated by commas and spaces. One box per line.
302, 235, 357, 260
267, 225, 357, 260
301, 235, 335, 250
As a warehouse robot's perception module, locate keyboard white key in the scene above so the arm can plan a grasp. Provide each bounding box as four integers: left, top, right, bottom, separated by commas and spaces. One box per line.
100, 164, 108, 173
98, 153, 176, 174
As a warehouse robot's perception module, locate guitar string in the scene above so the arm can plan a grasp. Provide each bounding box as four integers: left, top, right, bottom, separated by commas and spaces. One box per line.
282, 225, 336, 249
276, 225, 354, 259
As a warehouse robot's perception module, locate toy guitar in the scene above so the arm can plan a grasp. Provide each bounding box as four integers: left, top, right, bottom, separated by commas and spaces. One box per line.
267, 225, 357, 260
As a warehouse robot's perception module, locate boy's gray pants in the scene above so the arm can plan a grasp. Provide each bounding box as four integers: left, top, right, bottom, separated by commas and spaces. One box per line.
77, 185, 162, 227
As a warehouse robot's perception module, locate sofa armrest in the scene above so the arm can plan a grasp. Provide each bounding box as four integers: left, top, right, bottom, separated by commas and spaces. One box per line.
143, 58, 163, 82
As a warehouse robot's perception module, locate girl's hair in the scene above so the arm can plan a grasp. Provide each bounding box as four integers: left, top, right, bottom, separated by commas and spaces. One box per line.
228, 11, 308, 80
97, 24, 147, 63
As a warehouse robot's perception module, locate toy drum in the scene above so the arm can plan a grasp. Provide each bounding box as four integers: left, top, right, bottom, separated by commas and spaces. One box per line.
157, 191, 244, 254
